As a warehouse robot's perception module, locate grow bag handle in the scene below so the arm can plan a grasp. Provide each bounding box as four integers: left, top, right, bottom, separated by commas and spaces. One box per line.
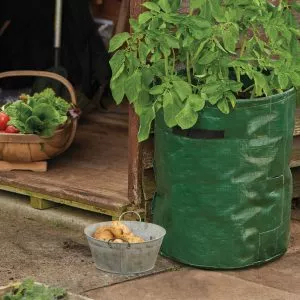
119, 211, 142, 222
0, 70, 77, 153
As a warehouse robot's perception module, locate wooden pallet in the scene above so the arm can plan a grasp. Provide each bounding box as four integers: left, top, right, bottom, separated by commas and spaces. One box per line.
292, 167, 300, 199
294, 109, 300, 137
0, 111, 145, 220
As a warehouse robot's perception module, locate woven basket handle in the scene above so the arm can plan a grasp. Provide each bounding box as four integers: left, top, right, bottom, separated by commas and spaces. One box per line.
0, 70, 77, 106
0, 70, 78, 154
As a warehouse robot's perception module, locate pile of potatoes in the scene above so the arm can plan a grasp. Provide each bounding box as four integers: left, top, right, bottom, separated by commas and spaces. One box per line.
93, 221, 145, 243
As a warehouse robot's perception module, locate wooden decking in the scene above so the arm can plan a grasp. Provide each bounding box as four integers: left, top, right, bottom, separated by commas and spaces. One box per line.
0, 111, 131, 217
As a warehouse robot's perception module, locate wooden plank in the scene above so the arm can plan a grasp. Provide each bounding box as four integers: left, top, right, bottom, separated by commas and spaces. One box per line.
142, 168, 156, 201
83, 110, 128, 129
128, 0, 145, 205
294, 109, 300, 136
291, 135, 300, 168
142, 135, 154, 170
115, 0, 130, 34
0, 115, 130, 213
30, 197, 58, 209
0, 183, 125, 217
292, 167, 300, 199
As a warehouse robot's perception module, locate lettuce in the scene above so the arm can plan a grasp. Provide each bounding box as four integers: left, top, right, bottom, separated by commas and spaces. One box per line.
4, 88, 71, 137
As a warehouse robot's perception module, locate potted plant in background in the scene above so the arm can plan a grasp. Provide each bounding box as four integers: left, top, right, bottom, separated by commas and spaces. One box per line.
109, 0, 300, 269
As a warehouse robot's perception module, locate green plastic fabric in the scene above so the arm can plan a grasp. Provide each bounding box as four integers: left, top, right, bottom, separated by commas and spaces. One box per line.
153, 89, 296, 269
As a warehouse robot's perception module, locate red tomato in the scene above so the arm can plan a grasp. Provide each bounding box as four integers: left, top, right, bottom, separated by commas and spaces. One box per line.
5, 125, 20, 134
0, 112, 10, 130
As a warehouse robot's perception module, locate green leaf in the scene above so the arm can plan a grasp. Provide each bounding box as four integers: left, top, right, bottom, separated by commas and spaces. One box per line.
32, 104, 60, 123
141, 68, 154, 87
129, 19, 139, 32
290, 72, 300, 87
158, 0, 172, 13
3, 279, 67, 300
149, 85, 165, 95
227, 81, 243, 92
170, 0, 181, 11
188, 94, 205, 111
278, 74, 289, 90
138, 12, 153, 24
138, 106, 155, 142
192, 39, 210, 62
208, 95, 222, 105
190, 0, 206, 9
253, 72, 271, 96
27, 88, 70, 117
8, 118, 27, 133
164, 35, 180, 48
226, 92, 237, 108
4, 101, 32, 122
209, 0, 226, 22
138, 42, 150, 64
150, 51, 162, 63
109, 50, 125, 80
110, 72, 127, 104
126, 52, 140, 74
223, 25, 239, 53
25, 116, 44, 134
197, 51, 218, 65
135, 90, 152, 116
163, 91, 182, 127
202, 82, 221, 95
217, 99, 230, 114
175, 103, 198, 129
142, 2, 161, 12
172, 80, 192, 100
125, 70, 142, 103
109, 32, 131, 52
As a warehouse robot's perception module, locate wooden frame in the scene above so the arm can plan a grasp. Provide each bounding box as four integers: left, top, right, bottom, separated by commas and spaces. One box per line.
128, 0, 145, 205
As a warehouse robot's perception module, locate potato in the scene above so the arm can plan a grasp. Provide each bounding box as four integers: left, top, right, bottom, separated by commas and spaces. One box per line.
93, 222, 144, 243
111, 221, 131, 235
94, 229, 114, 241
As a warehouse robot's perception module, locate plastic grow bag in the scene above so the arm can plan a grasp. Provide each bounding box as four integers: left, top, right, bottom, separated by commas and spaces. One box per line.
153, 88, 296, 269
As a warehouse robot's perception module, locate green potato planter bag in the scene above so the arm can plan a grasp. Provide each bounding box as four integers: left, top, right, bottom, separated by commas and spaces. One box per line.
153, 88, 296, 269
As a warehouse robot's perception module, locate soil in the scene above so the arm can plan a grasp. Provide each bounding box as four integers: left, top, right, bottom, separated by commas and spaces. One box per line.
0, 209, 178, 294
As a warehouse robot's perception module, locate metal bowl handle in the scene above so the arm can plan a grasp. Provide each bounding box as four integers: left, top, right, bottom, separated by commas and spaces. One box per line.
108, 239, 130, 249
119, 211, 142, 222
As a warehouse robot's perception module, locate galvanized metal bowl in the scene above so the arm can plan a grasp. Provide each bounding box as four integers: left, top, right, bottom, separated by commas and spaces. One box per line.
84, 212, 166, 275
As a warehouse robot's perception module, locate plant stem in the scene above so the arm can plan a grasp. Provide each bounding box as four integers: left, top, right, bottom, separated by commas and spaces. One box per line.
164, 55, 169, 76
242, 84, 255, 93
250, 86, 255, 99
186, 52, 192, 84
172, 49, 176, 74
240, 36, 246, 57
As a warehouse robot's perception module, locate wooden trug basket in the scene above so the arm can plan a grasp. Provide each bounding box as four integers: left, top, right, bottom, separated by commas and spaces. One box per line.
0, 71, 77, 171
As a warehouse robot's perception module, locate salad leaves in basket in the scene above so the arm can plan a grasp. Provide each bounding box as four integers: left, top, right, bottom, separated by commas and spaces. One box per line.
2, 88, 71, 137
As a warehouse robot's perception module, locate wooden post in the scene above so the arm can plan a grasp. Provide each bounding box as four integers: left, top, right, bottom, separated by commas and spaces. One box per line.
128, 0, 145, 205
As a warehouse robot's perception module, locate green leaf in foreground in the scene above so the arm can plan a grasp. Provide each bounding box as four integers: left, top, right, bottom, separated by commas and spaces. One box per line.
109, 32, 131, 52
163, 91, 182, 127
138, 106, 155, 142
3, 278, 67, 300
142, 2, 161, 12
175, 103, 198, 129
